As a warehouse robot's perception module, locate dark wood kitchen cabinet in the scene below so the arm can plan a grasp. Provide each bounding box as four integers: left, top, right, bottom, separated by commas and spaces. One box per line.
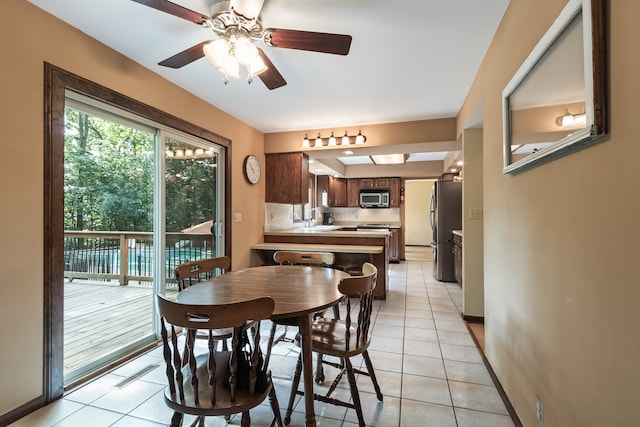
359, 178, 374, 189
347, 179, 360, 207
266, 152, 309, 204
328, 176, 347, 207
389, 228, 400, 262
358, 177, 402, 207
453, 231, 463, 285
389, 177, 401, 207
359, 177, 392, 189
317, 175, 347, 207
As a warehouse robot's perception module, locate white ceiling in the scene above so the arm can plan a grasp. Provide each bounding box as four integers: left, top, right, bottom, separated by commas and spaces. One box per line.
29, 0, 509, 175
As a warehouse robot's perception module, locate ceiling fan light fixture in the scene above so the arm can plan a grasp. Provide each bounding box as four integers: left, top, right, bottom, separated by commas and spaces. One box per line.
142, 0, 353, 90
204, 39, 231, 68
247, 55, 268, 76
220, 56, 240, 81
234, 36, 259, 65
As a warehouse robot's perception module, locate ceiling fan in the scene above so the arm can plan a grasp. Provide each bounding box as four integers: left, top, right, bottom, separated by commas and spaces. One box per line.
132, 0, 353, 90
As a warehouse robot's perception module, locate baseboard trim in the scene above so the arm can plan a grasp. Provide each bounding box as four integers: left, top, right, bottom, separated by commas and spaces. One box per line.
463, 314, 484, 324
0, 395, 47, 427
465, 322, 523, 427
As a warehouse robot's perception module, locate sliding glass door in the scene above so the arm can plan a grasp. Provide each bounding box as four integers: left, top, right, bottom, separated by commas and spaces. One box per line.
63, 92, 224, 385
161, 133, 225, 295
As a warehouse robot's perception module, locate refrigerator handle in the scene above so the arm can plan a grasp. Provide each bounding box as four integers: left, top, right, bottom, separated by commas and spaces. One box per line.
429, 193, 436, 232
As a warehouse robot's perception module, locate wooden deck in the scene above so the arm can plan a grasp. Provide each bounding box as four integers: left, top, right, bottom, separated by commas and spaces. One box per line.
64, 280, 177, 373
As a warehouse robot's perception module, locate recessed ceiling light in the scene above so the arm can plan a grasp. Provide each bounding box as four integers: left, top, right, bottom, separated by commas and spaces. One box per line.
450, 168, 458, 173
456, 160, 464, 166
343, 150, 354, 155
309, 159, 315, 163
370, 154, 408, 165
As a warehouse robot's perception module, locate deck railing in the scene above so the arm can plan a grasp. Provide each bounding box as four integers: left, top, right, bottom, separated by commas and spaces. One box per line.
64, 231, 215, 285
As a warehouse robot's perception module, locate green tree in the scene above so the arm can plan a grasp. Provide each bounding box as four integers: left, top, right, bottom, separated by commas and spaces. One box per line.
64, 109, 216, 234
64, 107, 154, 231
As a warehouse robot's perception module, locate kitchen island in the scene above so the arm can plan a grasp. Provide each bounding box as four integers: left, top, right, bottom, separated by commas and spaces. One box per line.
254, 226, 390, 299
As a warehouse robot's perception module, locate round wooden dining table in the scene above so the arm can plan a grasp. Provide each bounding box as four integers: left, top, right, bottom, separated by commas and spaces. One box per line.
175, 264, 349, 427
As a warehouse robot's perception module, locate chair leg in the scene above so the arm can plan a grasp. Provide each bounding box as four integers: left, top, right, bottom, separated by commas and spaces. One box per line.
265, 322, 292, 369
170, 411, 183, 427
268, 374, 284, 427
314, 352, 325, 384
284, 353, 303, 426
344, 357, 366, 427
332, 302, 341, 320
362, 350, 383, 401
264, 322, 278, 369
241, 411, 250, 427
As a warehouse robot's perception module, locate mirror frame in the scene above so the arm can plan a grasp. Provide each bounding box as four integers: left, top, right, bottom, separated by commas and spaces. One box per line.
502, 0, 606, 174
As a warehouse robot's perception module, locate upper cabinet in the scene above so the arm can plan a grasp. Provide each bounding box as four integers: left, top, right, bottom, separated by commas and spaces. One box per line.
388, 177, 401, 207
362, 177, 387, 189
266, 152, 309, 204
314, 174, 403, 208
346, 179, 360, 207
345, 177, 402, 207
317, 175, 347, 207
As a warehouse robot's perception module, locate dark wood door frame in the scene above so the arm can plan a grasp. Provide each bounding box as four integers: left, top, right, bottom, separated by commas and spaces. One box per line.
42, 63, 232, 402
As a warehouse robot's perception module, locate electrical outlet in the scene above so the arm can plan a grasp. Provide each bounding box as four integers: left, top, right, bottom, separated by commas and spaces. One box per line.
233, 212, 242, 223
536, 396, 544, 426
469, 208, 483, 220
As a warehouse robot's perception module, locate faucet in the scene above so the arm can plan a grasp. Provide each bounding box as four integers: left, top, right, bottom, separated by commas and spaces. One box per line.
306, 207, 322, 227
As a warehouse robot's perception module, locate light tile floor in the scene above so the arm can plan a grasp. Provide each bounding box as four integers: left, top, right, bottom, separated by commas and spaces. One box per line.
11, 260, 515, 426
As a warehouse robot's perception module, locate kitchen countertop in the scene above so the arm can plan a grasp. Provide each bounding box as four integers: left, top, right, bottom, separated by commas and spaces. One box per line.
251, 242, 384, 254
264, 226, 391, 238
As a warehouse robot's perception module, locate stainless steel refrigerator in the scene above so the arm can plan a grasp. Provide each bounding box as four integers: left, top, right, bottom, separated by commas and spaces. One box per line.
429, 180, 462, 281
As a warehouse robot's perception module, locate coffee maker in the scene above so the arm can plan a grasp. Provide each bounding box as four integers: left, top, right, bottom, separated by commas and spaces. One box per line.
322, 212, 335, 225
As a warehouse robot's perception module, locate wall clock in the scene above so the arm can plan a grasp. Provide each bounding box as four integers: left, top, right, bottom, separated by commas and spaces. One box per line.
243, 155, 261, 184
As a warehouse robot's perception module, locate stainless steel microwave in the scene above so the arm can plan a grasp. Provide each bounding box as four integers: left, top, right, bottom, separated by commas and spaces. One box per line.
359, 189, 390, 208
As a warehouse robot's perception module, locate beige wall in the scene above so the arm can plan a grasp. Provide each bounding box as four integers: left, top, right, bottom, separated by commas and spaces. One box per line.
3, 0, 640, 424
264, 118, 457, 153
404, 180, 434, 246
459, 0, 640, 425
461, 128, 484, 318
0, 0, 266, 415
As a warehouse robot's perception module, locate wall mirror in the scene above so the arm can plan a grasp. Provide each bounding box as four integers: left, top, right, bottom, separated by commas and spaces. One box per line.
502, 0, 606, 174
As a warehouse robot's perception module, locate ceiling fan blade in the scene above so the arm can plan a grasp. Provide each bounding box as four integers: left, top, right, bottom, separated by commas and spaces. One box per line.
256, 48, 286, 90
265, 28, 352, 55
158, 41, 208, 68
131, 0, 209, 25
230, 0, 266, 21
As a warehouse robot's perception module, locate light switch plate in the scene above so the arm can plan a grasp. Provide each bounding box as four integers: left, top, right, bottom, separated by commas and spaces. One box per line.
233, 212, 242, 222
469, 208, 483, 220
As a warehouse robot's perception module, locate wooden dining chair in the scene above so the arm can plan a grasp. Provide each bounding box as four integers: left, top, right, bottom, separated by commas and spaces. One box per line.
156, 294, 283, 427
273, 251, 335, 267
174, 256, 231, 291
263, 251, 336, 369
283, 262, 383, 427
175, 256, 232, 352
